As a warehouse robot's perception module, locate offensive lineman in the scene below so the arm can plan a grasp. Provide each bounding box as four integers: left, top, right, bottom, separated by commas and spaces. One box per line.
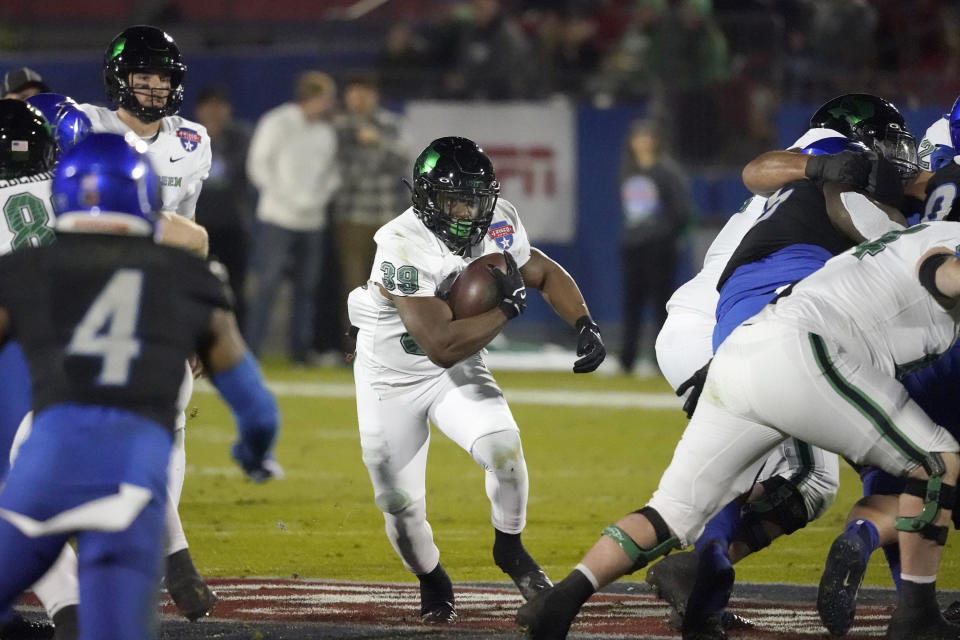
648, 94, 914, 635
348, 136, 606, 622
76, 25, 223, 619
0, 131, 279, 640
518, 212, 960, 640
815, 98, 960, 635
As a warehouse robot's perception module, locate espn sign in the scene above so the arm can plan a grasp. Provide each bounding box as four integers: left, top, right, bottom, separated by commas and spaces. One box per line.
483, 146, 556, 198
405, 100, 576, 242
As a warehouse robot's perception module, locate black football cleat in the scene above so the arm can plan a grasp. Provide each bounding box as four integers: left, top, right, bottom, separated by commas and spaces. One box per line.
511, 568, 554, 602
944, 600, 960, 624
51, 605, 77, 640
817, 528, 869, 636
0, 611, 54, 640
646, 550, 700, 621
516, 587, 576, 640
681, 541, 735, 640
720, 610, 756, 630
165, 549, 218, 621
420, 600, 458, 624
886, 606, 960, 640
418, 563, 457, 624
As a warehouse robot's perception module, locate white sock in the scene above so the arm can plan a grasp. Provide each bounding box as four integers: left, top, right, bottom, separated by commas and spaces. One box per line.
575, 563, 600, 590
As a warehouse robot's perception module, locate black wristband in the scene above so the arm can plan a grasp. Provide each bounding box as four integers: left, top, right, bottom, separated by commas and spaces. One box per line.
919, 252, 951, 297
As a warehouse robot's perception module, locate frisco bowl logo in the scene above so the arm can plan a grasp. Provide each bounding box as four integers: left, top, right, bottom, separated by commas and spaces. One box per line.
488, 221, 514, 250
176, 127, 201, 152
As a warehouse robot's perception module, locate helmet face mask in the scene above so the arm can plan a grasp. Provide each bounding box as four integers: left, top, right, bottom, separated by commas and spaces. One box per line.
810, 93, 919, 181
103, 25, 186, 123
411, 137, 500, 253
0, 98, 57, 180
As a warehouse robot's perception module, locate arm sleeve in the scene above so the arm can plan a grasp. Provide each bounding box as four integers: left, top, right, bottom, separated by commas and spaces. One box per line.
210, 353, 279, 463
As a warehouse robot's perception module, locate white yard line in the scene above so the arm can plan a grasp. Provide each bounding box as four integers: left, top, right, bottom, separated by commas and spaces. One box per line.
195, 380, 681, 410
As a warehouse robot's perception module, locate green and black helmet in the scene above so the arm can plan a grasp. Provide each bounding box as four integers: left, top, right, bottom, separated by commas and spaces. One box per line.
809, 93, 918, 179
0, 98, 56, 180
103, 25, 186, 123
411, 136, 500, 253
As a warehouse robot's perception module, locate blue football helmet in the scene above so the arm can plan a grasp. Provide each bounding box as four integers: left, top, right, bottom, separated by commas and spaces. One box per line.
801, 137, 869, 156
948, 96, 960, 160
52, 132, 161, 235
25, 93, 92, 154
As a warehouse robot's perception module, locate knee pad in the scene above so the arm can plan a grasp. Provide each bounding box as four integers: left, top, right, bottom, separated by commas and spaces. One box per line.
734, 475, 809, 552
374, 489, 414, 516
602, 506, 680, 574
470, 430, 525, 477
895, 453, 956, 545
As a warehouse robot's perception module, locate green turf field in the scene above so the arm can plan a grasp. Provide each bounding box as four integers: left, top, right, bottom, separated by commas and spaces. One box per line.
180, 360, 960, 590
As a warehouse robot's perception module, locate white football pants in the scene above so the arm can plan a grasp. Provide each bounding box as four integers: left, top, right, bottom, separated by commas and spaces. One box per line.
354, 352, 527, 574
650, 319, 959, 546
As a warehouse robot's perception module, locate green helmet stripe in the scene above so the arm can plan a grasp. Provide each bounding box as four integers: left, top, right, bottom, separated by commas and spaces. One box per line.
417, 148, 440, 174
111, 38, 127, 59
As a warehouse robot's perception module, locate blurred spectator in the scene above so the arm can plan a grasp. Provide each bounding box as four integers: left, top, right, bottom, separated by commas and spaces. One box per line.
245, 71, 340, 364
617, 119, 694, 375
2, 67, 49, 99
442, 0, 535, 100
534, 8, 603, 99
332, 72, 410, 344
808, 0, 878, 95
376, 22, 431, 101
645, 0, 730, 163
192, 85, 254, 326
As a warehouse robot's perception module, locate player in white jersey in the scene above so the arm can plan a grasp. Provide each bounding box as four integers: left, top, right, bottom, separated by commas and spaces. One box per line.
647, 125, 867, 629
645, 93, 921, 634
76, 25, 218, 622
519, 218, 960, 640
0, 98, 82, 640
348, 137, 606, 623
918, 114, 953, 173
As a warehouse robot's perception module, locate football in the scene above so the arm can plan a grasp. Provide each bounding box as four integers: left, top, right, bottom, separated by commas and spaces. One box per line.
447, 252, 507, 319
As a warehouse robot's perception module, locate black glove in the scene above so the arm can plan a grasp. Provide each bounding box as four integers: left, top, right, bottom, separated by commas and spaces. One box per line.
489, 250, 526, 320
573, 315, 605, 373
866, 151, 905, 207
804, 150, 871, 188
676, 358, 711, 419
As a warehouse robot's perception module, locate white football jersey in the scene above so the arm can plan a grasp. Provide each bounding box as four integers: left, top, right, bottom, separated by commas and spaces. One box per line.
919, 116, 951, 172
664, 128, 842, 316
758, 221, 960, 376
348, 198, 531, 379
78, 104, 211, 219
0, 173, 55, 255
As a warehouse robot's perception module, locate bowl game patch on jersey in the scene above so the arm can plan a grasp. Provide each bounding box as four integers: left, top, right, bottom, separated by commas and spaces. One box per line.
176, 127, 201, 152
488, 220, 515, 250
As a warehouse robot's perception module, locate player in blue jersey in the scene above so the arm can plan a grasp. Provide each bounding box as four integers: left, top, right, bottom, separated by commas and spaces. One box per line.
0, 132, 279, 640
